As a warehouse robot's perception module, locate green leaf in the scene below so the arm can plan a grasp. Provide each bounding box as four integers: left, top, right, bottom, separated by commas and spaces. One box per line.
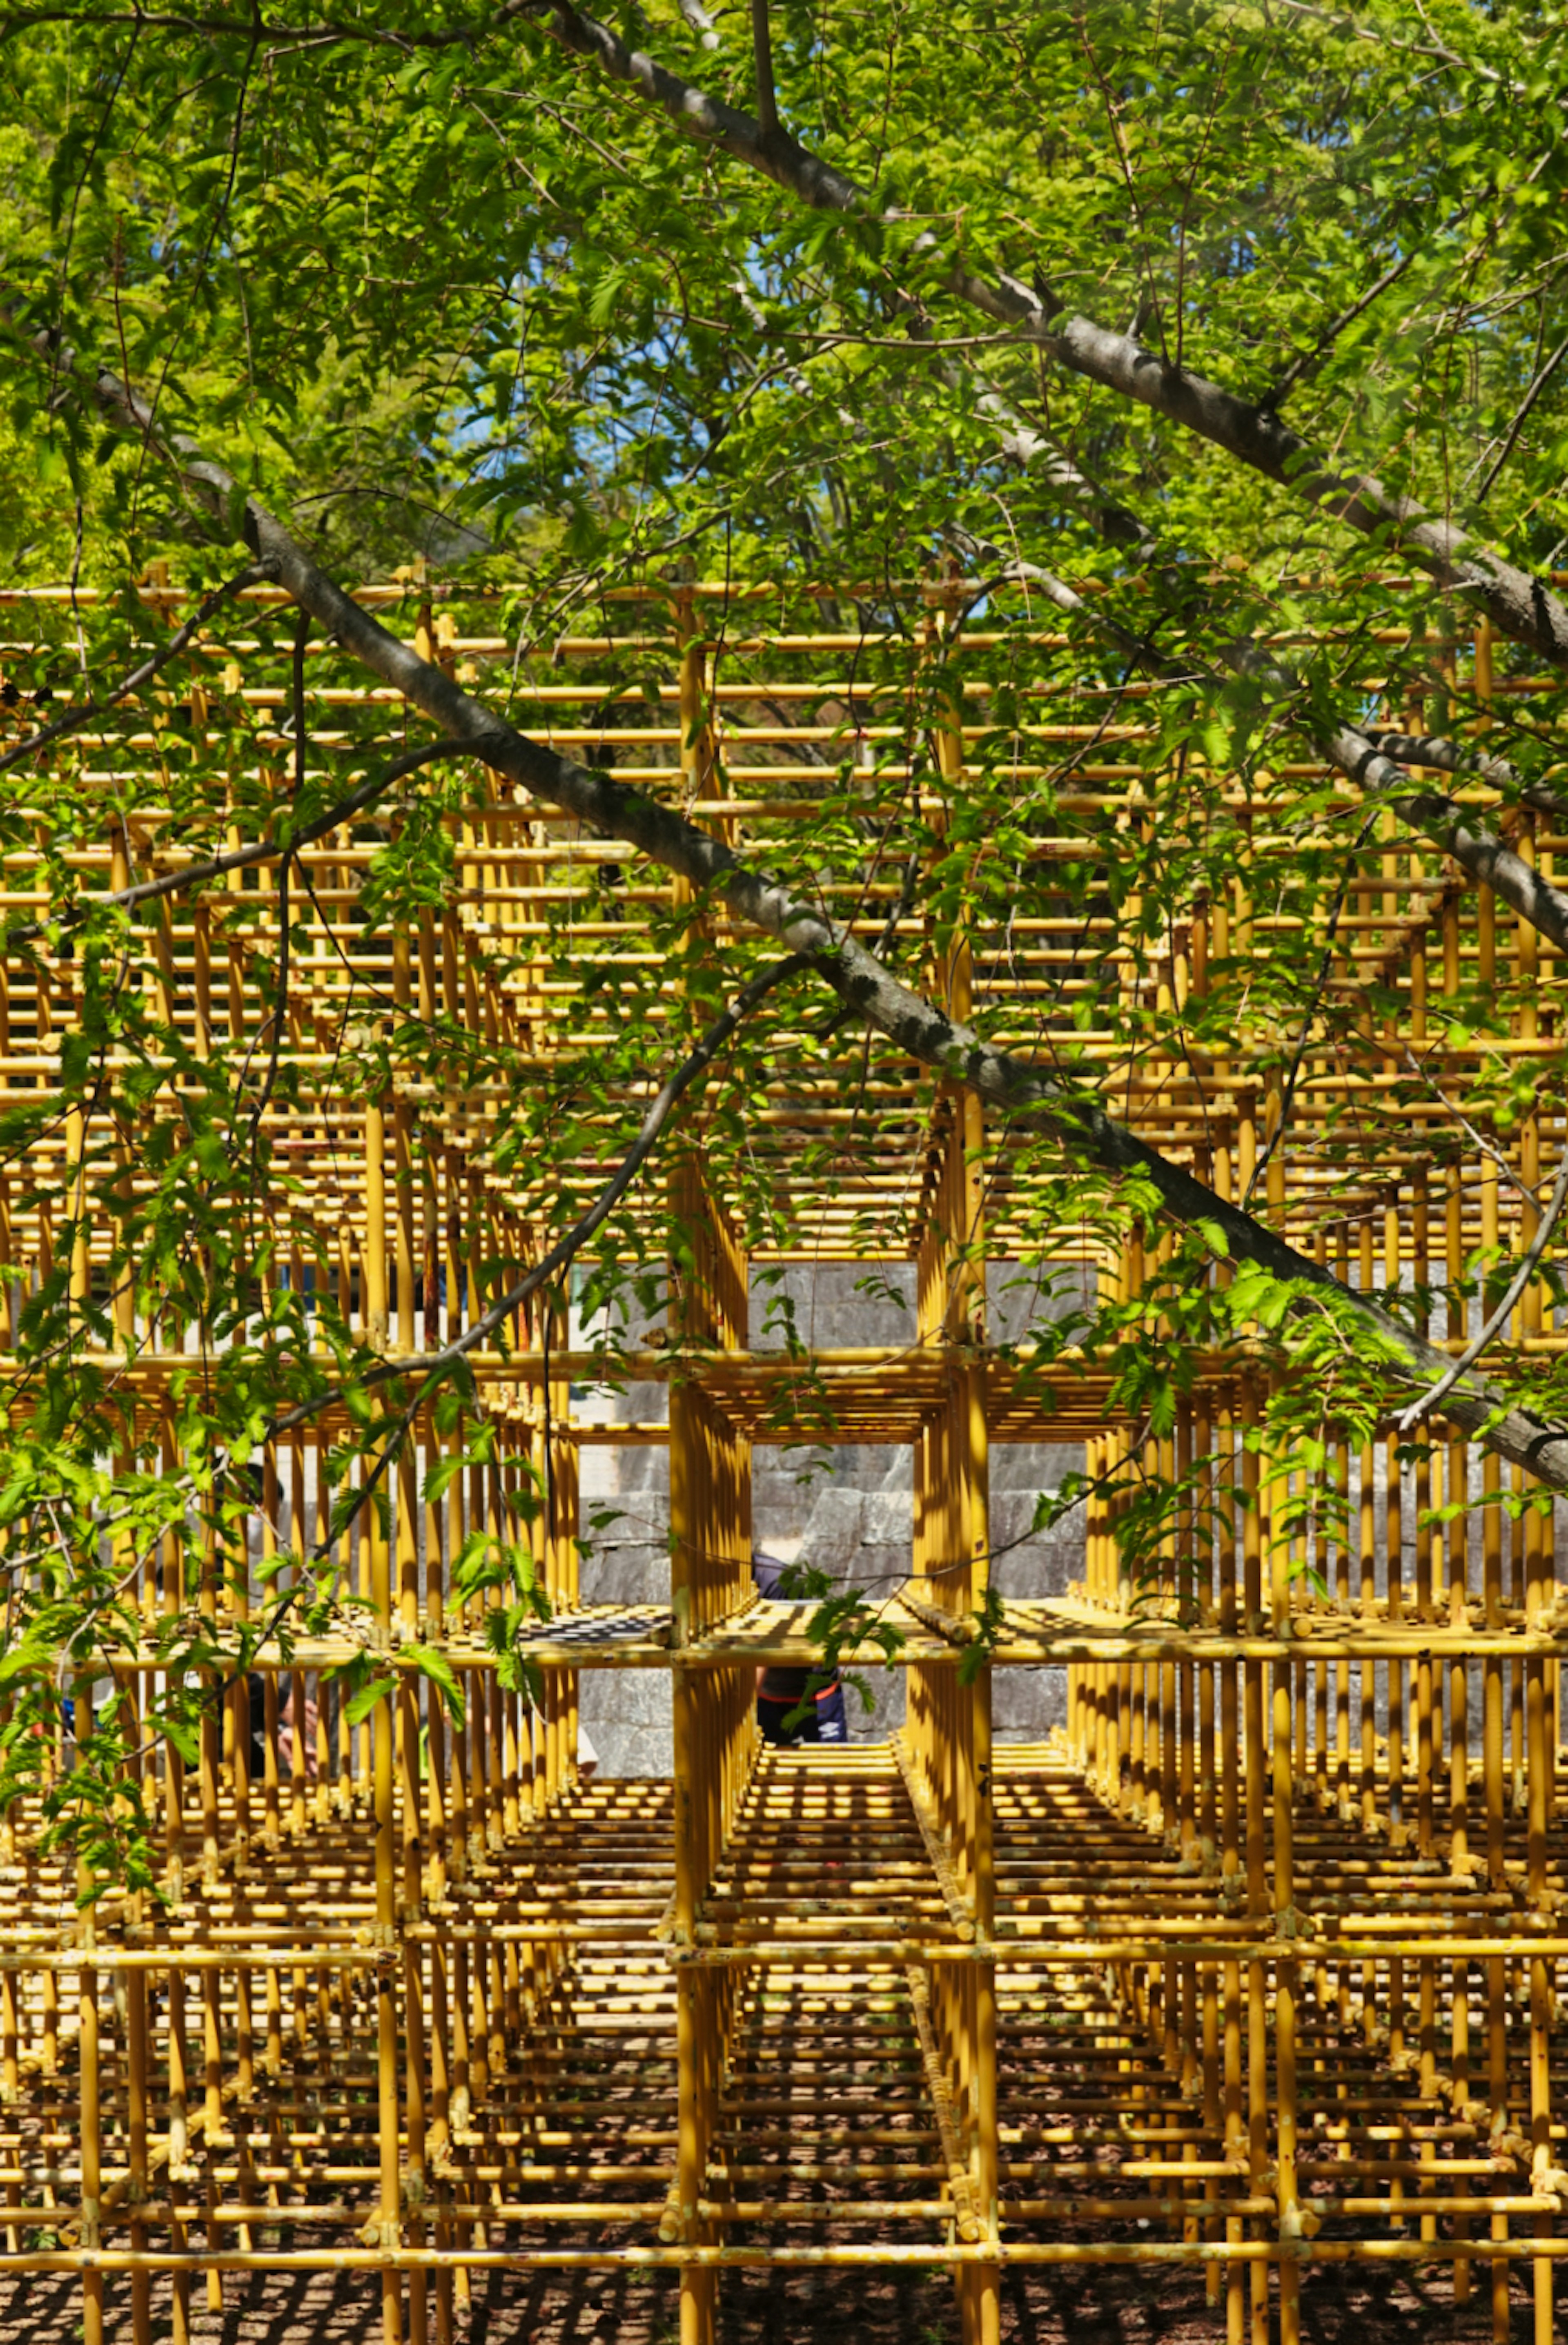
405, 1642, 465, 1728
345, 1675, 396, 1728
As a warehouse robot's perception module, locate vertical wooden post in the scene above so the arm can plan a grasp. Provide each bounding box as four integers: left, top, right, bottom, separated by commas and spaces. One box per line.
364, 1089, 403, 2345
667, 600, 726, 2341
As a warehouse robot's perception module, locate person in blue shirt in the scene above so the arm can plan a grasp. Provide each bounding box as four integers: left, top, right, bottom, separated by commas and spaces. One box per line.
751, 1549, 847, 1746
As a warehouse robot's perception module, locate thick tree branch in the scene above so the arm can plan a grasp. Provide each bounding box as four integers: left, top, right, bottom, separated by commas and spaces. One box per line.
1310, 723, 1568, 955
40, 330, 1568, 1490
675, 0, 719, 52
1363, 728, 1568, 825
532, 5, 1568, 672
948, 530, 1568, 962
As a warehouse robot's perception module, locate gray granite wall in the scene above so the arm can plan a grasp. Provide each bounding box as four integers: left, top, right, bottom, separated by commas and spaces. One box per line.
575, 1260, 1094, 1775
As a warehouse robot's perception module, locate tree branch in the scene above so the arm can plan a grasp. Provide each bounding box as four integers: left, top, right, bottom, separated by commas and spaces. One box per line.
675, 0, 719, 52
1258, 247, 1420, 412
2, 736, 478, 952
530, 5, 1568, 671
0, 559, 279, 777
1307, 724, 1568, 955
1363, 727, 1568, 825
750, 0, 776, 139
267, 949, 811, 1436
1398, 1136, 1568, 1433
945, 530, 1568, 964
1474, 329, 1568, 505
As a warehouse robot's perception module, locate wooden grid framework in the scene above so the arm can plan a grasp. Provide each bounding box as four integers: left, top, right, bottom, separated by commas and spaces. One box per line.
0, 577, 1566, 2344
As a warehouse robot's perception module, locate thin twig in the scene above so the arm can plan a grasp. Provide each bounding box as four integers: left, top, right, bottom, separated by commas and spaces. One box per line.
2, 735, 480, 951
1474, 330, 1568, 505
1259, 247, 1420, 411
265, 948, 812, 1438
1400, 1045, 1541, 1211
1398, 1136, 1568, 1431
0, 561, 277, 777
1243, 809, 1379, 1209
245, 611, 308, 1153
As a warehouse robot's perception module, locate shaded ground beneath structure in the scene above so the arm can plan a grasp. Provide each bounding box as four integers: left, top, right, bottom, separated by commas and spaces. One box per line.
0, 2261, 1550, 2343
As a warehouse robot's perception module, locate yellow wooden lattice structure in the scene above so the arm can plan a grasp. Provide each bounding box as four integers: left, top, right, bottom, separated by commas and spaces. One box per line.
0, 574, 1566, 2345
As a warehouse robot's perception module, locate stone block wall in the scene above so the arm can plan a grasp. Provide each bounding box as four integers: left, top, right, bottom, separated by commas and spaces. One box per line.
575, 1261, 1093, 1775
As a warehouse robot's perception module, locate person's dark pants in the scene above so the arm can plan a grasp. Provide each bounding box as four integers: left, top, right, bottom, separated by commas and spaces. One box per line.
757, 1684, 847, 1746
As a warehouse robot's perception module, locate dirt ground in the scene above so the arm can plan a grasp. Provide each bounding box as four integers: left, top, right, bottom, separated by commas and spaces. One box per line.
0, 2258, 1547, 2344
